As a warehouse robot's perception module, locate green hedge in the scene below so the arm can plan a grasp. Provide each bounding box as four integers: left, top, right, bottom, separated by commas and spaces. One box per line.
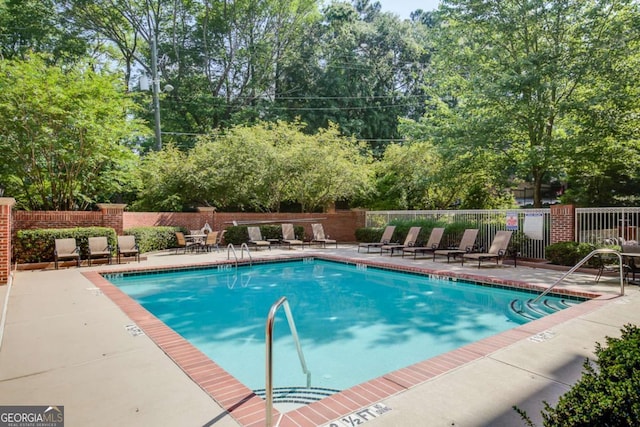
223, 225, 305, 245
15, 227, 117, 263
122, 226, 187, 253
14, 226, 188, 263
544, 241, 620, 267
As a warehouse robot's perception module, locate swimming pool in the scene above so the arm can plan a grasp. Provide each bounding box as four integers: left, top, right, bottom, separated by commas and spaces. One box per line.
106, 259, 582, 395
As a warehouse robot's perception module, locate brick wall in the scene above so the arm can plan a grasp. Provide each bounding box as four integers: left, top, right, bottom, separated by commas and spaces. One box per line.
1, 198, 16, 284
123, 210, 365, 242
550, 204, 575, 244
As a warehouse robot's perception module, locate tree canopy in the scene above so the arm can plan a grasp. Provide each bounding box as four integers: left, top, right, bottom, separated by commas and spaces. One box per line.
0, 0, 639, 211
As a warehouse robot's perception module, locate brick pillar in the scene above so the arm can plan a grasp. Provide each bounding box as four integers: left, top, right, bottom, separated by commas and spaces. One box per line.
197, 207, 217, 230
97, 203, 126, 235
550, 204, 575, 244
0, 198, 16, 285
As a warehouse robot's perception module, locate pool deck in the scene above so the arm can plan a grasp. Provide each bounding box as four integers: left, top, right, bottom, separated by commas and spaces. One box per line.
1, 245, 638, 427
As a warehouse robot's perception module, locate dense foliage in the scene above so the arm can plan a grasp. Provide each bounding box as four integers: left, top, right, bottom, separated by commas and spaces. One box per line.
518, 324, 640, 426
0, 0, 639, 211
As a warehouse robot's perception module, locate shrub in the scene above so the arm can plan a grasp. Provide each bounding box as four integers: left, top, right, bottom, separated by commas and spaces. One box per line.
545, 242, 595, 266
123, 226, 185, 253
223, 225, 304, 245
517, 324, 640, 426
14, 227, 117, 263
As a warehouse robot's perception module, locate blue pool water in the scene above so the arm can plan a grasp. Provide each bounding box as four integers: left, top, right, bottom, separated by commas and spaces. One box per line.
107, 259, 576, 392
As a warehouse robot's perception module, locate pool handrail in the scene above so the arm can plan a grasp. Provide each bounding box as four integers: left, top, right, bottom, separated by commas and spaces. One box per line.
265, 296, 310, 427
532, 248, 624, 304
226, 243, 253, 267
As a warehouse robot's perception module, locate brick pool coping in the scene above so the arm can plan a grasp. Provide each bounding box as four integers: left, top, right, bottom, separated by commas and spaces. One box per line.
83, 254, 611, 427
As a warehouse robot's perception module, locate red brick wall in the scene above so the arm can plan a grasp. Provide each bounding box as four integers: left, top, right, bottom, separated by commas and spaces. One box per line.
123, 210, 365, 242
550, 204, 575, 244
13, 210, 103, 230
1, 198, 16, 284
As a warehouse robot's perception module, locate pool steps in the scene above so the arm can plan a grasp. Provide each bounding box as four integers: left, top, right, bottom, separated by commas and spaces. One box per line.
254, 386, 342, 405
508, 298, 580, 324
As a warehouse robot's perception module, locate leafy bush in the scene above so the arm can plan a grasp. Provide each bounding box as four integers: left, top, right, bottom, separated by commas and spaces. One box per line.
123, 226, 185, 253
223, 225, 304, 245
545, 242, 595, 266
14, 227, 117, 263
518, 324, 640, 426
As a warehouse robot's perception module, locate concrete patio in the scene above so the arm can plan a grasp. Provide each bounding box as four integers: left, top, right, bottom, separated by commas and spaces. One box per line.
0, 245, 638, 426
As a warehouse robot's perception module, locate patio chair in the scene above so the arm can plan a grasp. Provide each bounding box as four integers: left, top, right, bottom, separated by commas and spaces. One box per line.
433, 229, 479, 263
402, 227, 445, 259
358, 225, 396, 253
381, 227, 421, 256
88, 236, 113, 266
247, 227, 271, 250
462, 230, 513, 267
198, 231, 219, 253
621, 244, 640, 284
117, 235, 140, 263
281, 223, 305, 249
175, 231, 198, 253
311, 223, 337, 248
54, 238, 81, 269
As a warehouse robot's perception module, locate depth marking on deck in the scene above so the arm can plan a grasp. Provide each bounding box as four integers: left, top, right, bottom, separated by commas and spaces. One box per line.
321, 402, 391, 427
125, 324, 145, 336
528, 330, 556, 343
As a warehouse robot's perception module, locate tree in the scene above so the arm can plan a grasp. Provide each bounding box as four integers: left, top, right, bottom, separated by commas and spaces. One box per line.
132, 120, 374, 212
424, 0, 640, 207
0, 54, 146, 210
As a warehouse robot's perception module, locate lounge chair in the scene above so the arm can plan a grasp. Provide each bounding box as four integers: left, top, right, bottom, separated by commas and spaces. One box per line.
88, 236, 112, 266
175, 231, 198, 253
247, 227, 271, 250
381, 227, 421, 256
462, 230, 513, 267
433, 229, 479, 263
54, 238, 81, 269
117, 235, 140, 263
358, 226, 396, 253
402, 227, 445, 259
311, 223, 337, 248
281, 223, 304, 249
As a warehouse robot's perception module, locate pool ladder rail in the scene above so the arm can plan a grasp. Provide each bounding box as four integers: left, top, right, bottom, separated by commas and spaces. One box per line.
265, 296, 311, 427
509, 248, 625, 324
226, 242, 252, 266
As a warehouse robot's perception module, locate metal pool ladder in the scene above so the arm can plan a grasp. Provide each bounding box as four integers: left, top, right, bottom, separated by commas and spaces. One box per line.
265, 296, 311, 427
532, 248, 624, 304
226, 243, 252, 266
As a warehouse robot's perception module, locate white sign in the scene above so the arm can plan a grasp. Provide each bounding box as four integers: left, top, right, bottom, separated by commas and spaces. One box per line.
524, 213, 544, 240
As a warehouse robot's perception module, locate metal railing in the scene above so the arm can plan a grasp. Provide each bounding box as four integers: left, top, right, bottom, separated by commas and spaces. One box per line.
576, 207, 640, 244
226, 243, 253, 266
532, 248, 625, 303
265, 297, 310, 427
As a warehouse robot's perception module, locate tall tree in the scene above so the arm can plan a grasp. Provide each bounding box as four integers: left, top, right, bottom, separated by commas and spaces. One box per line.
0, 54, 146, 210
424, 0, 640, 207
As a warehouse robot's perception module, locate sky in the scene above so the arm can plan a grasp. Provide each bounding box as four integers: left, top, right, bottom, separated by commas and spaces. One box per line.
377, 0, 441, 19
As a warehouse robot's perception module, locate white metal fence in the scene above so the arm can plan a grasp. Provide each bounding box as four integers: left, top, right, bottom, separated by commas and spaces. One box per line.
576, 207, 640, 244
365, 209, 551, 260
366, 207, 640, 260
